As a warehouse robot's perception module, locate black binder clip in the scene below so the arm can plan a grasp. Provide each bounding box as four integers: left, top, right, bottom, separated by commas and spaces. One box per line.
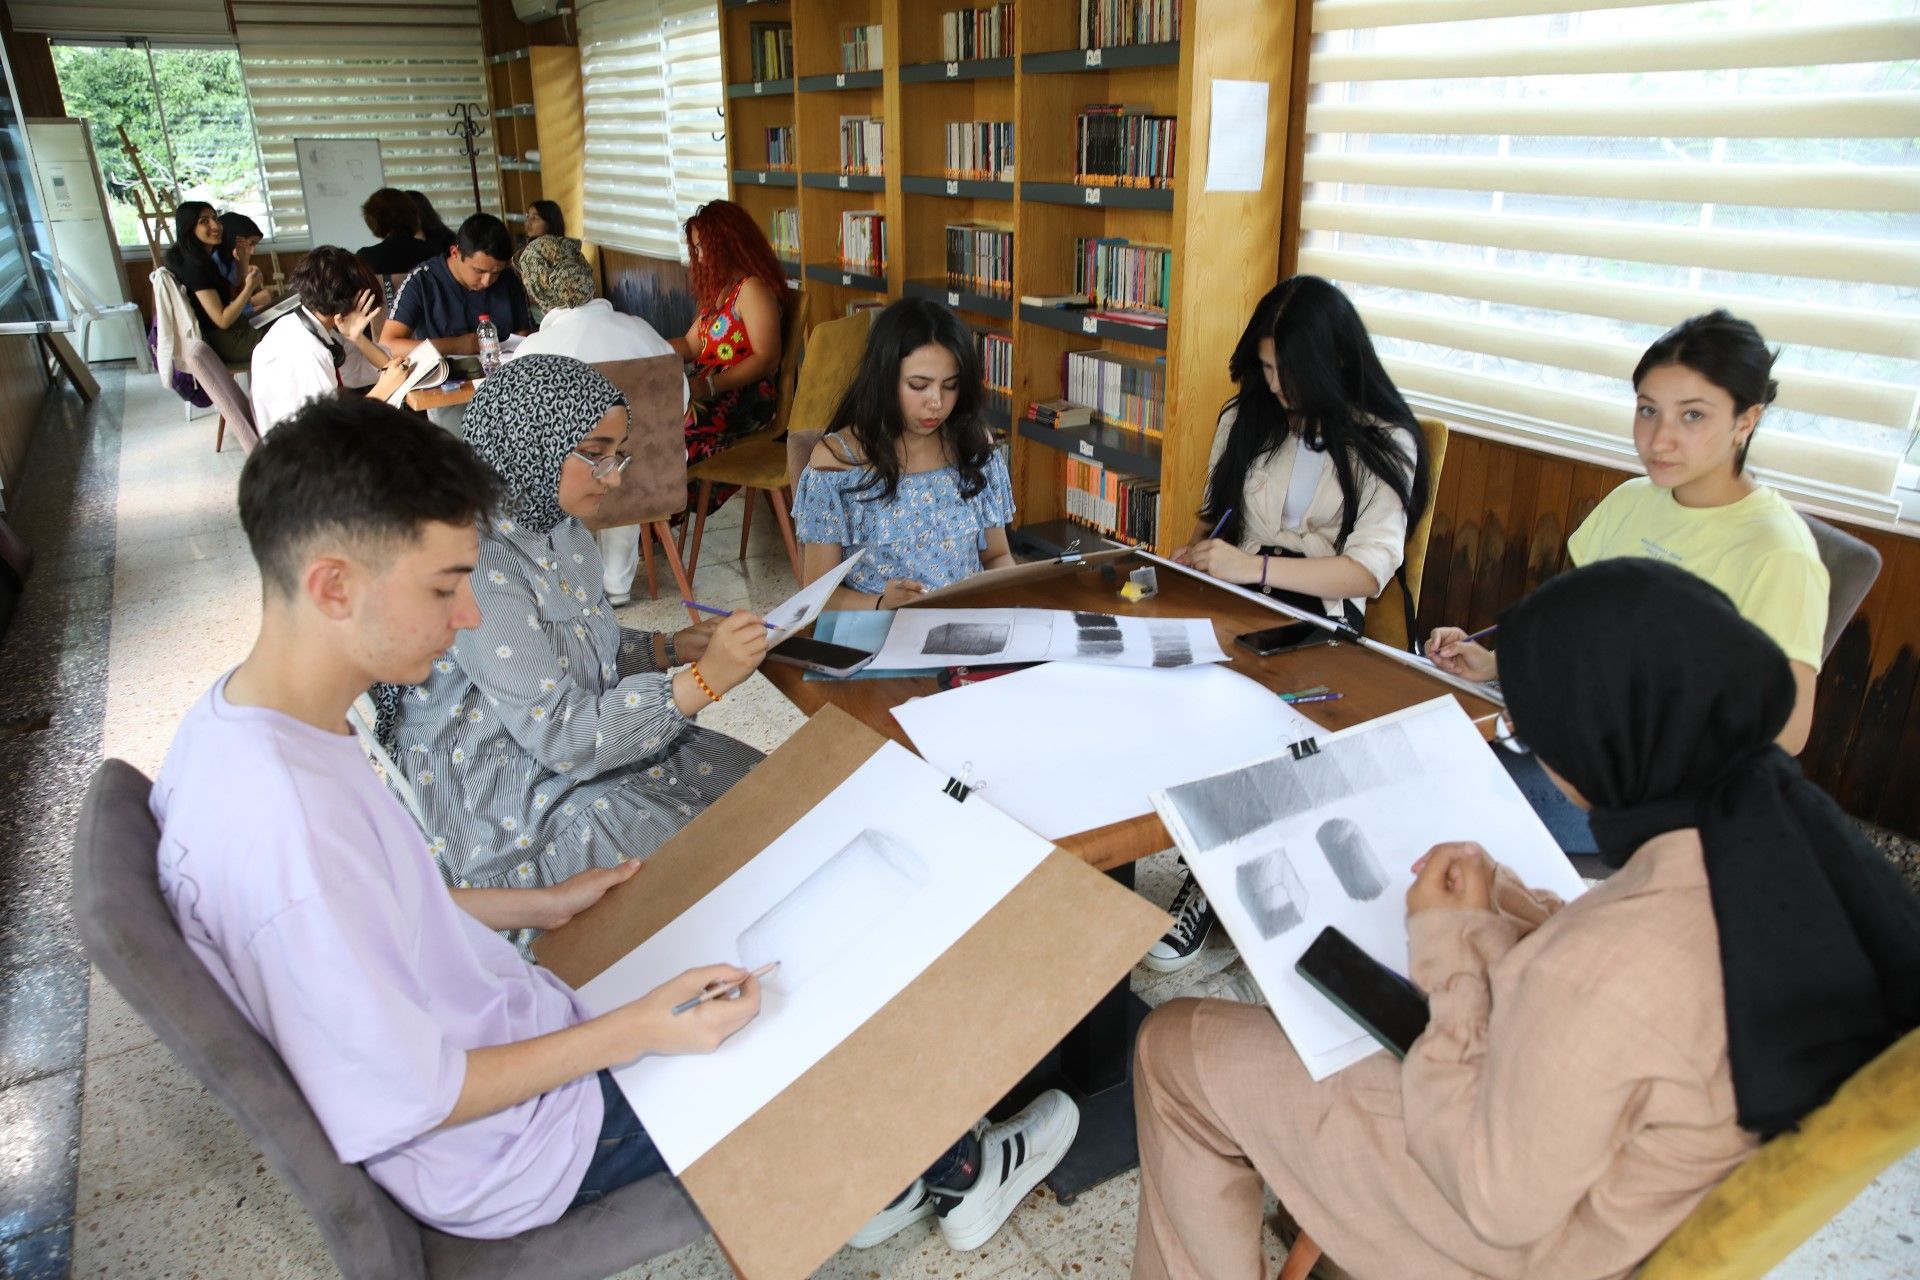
943, 762, 980, 802
1288, 737, 1320, 761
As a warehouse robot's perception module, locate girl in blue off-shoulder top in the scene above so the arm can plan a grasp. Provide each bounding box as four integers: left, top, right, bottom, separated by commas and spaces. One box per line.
792, 298, 1015, 610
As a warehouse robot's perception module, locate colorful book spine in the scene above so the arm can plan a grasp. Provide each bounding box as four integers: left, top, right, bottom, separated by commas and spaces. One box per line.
976, 331, 1013, 395
1062, 456, 1161, 545
748, 23, 793, 81
1063, 349, 1166, 433
1077, 0, 1180, 48
837, 211, 887, 275
838, 116, 884, 175
841, 23, 885, 71
1071, 236, 1172, 315
764, 126, 794, 170
769, 207, 800, 261
943, 121, 1014, 181
1074, 107, 1177, 188
941, 3, 1015, 60
944, 222, 1014, 298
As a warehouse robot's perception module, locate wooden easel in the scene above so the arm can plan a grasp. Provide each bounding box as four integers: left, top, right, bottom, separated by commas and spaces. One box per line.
116, 124, 174, 266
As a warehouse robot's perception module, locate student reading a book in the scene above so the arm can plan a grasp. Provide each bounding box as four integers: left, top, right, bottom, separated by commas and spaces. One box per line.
1127, 558, 1920, 1280
515, 235, 685, 606
380, 212, 533, 359
374, 356, 766, 912
1427, 311, 1828, 757
249, 247, 411, 432
356, 186, 437, 285
669, 200, 787, 501
153, 394, 765, 1238
793, 297, 1015, 610
213, 211, 276, 312
165, 202, 269, 364
1155, 276, 1428, 972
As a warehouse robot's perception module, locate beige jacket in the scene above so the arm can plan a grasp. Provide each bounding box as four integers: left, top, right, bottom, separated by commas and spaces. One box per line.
1205, 406, 1417, 616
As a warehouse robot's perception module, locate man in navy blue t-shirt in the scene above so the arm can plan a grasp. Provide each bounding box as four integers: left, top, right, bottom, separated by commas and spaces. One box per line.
381, 213, 533, 358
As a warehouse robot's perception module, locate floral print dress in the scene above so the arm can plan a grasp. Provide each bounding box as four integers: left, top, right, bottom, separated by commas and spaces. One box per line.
388, 515, 763, 894
686, 277, 778, 469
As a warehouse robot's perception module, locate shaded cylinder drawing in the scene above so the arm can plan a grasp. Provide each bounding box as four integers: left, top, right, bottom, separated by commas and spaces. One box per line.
1316, 817, 1388, 901
1235, 849, 1309, 941
739, 828, 931, 990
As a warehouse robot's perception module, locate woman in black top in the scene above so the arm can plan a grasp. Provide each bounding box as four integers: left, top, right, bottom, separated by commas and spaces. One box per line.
166, 202, 265, 363
406, 190, 458, 258
356, 187, 437, 294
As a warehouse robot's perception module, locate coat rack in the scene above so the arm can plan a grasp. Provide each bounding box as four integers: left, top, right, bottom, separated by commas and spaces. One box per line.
448, 103, 487, 214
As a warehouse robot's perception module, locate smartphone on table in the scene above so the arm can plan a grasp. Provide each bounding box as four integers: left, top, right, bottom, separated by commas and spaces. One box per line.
1234, 620, 1326, 657
1294, 926, 1431, 1058
765, 636, 876, 678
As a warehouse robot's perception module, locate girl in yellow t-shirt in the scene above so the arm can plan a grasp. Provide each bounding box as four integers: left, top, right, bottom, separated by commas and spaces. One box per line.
1429, 311, 1828, 755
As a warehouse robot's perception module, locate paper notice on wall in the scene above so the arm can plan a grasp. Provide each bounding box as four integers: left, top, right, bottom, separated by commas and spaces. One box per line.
1205, 79, 1269, 193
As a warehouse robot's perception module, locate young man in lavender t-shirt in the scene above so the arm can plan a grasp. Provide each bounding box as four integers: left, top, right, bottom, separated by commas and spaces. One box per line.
150, 395, 762, 1238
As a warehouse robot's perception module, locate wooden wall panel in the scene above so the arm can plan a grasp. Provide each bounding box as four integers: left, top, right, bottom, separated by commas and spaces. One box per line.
0, 333, 48, 498
2, 6, 65, 118
1417, 430, 1920, 839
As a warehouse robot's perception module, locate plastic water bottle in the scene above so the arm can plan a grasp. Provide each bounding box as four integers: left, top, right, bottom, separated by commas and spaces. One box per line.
476, 314, 501, 377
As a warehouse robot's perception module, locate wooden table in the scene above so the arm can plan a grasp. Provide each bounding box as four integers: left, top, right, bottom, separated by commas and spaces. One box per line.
405, 380, 478, 412
761, 549, 1502, 872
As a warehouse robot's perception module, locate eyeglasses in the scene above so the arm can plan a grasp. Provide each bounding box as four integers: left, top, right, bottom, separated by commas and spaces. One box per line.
569, 450, 632, 481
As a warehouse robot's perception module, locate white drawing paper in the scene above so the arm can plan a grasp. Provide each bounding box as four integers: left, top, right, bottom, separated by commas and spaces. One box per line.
893, 663, 1320, 840
1204, 79, 1269, 193
1150, 696, 1586, 1080
575, 741, 1053, 1173
869, 607, 1227, 671
765, 550, 866, 643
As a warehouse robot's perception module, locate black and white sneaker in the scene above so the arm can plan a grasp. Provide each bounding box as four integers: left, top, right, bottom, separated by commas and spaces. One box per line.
1144, 869, 1217, 972
849, 1178, 936, 1248
929, 1090, 1080, 1251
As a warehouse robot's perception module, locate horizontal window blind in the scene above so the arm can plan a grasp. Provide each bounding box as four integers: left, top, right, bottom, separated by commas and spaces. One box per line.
580, 0, 725, 261
1302, 0, 1920, 506
234, 0, 497, 245
11, 0, 231, 42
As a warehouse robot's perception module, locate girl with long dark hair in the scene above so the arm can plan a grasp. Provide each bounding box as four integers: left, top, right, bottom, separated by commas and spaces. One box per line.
406, 190, 457, 257
165, 201, 267, 363
1178, 275, 1429, 630
792, 297, 1014, 610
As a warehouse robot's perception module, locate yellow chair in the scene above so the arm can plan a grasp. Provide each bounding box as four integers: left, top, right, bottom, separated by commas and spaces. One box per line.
681, 307, 872, 582
1362, 416, 1449, 653
1278, 1025, 1920, 1280
675, 289, 811, 580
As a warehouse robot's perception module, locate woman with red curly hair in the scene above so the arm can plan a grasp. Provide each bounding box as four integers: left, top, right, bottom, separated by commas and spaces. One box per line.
670, 200, 788, 492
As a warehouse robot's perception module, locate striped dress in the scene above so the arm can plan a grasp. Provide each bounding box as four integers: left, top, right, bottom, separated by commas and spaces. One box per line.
388, 514, 762, 894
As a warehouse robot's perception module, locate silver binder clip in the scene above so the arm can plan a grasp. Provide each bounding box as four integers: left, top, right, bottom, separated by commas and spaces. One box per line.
1059, 538, 1085, 565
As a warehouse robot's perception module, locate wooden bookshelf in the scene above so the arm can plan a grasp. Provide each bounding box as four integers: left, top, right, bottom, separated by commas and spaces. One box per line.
486, 46, 585, 248
717, 0, 1296, 552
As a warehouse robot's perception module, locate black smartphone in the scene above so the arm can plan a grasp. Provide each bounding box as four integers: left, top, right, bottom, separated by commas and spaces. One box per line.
1294, 926, 1431, 1059
1234, 621, 1325, 657
765, 636, 876, 678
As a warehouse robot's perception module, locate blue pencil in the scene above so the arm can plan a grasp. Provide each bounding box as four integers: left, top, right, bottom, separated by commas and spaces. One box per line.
681, 599, 778, 628
1207, 507, 1234, 540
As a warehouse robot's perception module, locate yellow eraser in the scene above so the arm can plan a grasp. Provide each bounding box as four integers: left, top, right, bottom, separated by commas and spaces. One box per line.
1119, 581, 1148, 603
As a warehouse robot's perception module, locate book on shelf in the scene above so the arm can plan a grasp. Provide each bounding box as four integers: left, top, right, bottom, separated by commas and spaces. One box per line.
945, 222, 1014, 298
1064, 456, 1162, 547
977, 331, 1013, 395
1076, 106, 1176, 188
846, 299, 886, 317
837, 210, 888, 275
944, 121, 1014, 181
842, 22, 885, 71
1024, 398, 1093, 428
749, 22, 793, 81
1073, 236, 1172, 315
839, 115, 884, 175
1079, 0, 1181, 48
770, 207, 801, 261
1087, 309, 1167, 329
1019, 291, 1090, 308
765, 126, 794, 169
1065, 349, 1166, 433
942, 3, 1014, 60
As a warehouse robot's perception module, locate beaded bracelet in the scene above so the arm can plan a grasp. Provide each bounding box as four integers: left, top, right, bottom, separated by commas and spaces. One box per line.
688, 662, 721, 703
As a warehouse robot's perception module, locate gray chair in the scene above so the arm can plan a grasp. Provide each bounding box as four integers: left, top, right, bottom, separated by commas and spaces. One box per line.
71, 760, 710, 1280
1801, 513, 1883, 663
180, 337, 261, 455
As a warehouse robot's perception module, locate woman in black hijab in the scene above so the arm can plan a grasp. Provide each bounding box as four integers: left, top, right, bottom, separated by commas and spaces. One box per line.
1499, 556, 1920, 1137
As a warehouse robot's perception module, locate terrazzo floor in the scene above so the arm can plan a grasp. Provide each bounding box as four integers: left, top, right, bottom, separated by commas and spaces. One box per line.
0, 367, 1912, 1278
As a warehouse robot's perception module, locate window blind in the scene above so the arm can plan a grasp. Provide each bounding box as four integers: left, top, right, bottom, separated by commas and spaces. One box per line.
1301, 0, 1920, 507
10, 0, 231, 42
579, 0, 725, 261
233, 0, 497, 245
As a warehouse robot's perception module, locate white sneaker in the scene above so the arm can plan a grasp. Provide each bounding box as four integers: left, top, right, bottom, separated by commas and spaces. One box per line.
606, 590, 632, 608
930, 1090, 1080, 1251
849, 1178, 936, 1248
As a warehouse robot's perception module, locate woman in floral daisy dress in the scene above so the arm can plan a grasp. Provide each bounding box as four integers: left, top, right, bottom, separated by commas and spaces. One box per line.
378, 355, 768, 901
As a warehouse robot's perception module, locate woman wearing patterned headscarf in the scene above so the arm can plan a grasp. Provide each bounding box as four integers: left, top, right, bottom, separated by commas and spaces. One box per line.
381, 355, 768, 902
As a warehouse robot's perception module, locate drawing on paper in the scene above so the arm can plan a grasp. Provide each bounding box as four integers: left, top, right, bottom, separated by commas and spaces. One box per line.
1235, 848, 1309, 940
1073, 612, 1125, 656
1148, 620, 1193, 668
921, 621, 1011, 657
737, 828, 932, 991
1316, 817, 1388, 901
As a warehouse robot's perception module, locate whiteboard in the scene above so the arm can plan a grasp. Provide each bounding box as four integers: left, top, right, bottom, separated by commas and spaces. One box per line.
294, 138, 384, 250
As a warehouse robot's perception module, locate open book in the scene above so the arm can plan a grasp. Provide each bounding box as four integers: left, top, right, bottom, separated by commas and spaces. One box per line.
381, 340, 484, 405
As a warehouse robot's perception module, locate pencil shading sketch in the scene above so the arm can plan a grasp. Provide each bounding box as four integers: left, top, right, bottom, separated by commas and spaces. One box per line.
922, 621, 1012, 656
1149, 620, 1193, 667
1316, 817, 1388, 901
738, 829, 931, 990
1235, 848, 1308, 940
1073, 612, 1125, 656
